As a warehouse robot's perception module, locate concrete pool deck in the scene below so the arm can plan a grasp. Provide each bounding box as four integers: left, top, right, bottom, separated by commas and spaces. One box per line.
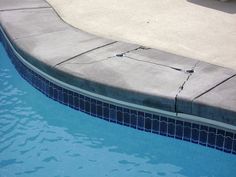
0, 0, 236, 128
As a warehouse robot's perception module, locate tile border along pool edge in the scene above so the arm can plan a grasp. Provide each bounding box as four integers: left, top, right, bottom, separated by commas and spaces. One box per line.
1, 26, 236, 155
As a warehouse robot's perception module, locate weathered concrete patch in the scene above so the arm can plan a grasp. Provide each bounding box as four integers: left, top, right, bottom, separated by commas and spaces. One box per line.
192, 76, 236, 125
14, 28, 114, 67
0, 8, 68, 40
0, 0, 49, 11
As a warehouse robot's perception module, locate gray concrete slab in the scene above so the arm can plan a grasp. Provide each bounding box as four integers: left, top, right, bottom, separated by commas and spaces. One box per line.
14, 28, 114, 67
126, 48, 198, 72
0, 0, 49, 11
192, 76, 236, 125
0, 8, 68, 40
57, 44, 190, 112
177, 62, 236, 114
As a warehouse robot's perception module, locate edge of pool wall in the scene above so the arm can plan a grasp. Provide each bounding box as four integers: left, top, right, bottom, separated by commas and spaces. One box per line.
0, 0, 236, 155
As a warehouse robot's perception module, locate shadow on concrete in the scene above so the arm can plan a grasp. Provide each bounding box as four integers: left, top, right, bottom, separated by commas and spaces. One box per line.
187, 0, 236, 14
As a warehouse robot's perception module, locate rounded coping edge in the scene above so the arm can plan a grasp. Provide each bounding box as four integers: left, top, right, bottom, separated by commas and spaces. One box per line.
1, 25, 236, 133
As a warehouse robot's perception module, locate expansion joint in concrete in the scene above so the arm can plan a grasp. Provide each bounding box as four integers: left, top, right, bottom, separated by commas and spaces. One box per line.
192, 74, 236, 101
53, 41, 117, 67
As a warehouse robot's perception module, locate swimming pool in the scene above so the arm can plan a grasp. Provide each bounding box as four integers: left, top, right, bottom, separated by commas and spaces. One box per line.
1, 37, 236, 177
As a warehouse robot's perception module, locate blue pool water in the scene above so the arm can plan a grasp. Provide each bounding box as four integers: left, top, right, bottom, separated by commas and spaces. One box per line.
0, 42, 236, 177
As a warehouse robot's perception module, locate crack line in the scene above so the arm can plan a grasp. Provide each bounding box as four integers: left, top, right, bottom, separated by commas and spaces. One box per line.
192, 74, 236, 101
174, 61, 200, 112
54, 41, 117, 67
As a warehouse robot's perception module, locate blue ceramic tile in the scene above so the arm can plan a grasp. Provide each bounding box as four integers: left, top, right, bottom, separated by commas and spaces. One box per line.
207, 132, 216, 148
176, 120, 183, 139
167, 119, 175, 137
137, 112, 144, 130
233, 139, 236, 154
160, 117, 167, 136
109, 105, 117, 122
79, 95, 85, 111
102, 102, 109, 119
68, 93, 73, 107
191, 124, 199, 143
123, 108, 130, 126
152, 115, 159, 134
199, 131, 207, 146
224, 132, 233, 152
130, 110, 137, 128
91, 99, 96, 116
216, 130, 225, 150
96, 101, 103, 118
145, 115, 151, 132
74, 96, 79, 110
183, 125, 191, 141
117, 107, 123, 124
53, 88, 58, 101
85, 97, 90, 113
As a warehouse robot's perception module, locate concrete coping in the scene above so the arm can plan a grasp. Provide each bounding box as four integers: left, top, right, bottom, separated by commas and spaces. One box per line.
0, 0, 235, 131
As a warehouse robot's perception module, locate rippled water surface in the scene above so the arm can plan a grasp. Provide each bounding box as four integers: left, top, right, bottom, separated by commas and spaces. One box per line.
0, 42, 236, 177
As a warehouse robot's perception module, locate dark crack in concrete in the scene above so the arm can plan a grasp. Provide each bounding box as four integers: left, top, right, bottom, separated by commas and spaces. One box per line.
175, 61, 200, 112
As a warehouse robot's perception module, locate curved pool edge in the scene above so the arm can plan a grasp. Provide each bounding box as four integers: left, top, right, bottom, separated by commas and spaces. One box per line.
1, 25, 236, 155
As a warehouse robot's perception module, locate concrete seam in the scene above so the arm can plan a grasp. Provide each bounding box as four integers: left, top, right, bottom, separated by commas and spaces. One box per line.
54, 41, 117, 67
192, 74, 236, 101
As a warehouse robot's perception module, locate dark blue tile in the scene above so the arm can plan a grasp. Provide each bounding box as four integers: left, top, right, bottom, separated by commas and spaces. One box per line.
191, 124, 199, 143
79, 96, 85, 111
123, 109, 130, 126
168, 119, 175, 137
96, 102, 103, 118
152, 115, 159, 134
91, 99, 96, 116
68, 93, 73, 108
145, 114, 152, 132
208, 132, 216, 148
223, 132, 234, 152
102, 102, 109, 119
233, 139, 236, 154
117, 107, 123, 124
137, 112, 144, 130
85, 97, 90, 113
109, 105, 117, 122
160, 119, 167, 136
183, 125, 191, 141
184, 122, 191, 128
130, 110, 137, 128
199, 130, 207, 146
216, 130, 225, 150
49, 86, 54, 98
74, 95, 79, 110
175, 121, 183, 139
53, 88, 58, 101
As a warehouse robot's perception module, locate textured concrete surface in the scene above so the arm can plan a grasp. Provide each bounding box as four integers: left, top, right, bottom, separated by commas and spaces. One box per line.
0, 8, 68, 40
0, 0, 49, 10
0, 0, 236, 125
192, 76, 236, 125
46, 0, 236, 70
